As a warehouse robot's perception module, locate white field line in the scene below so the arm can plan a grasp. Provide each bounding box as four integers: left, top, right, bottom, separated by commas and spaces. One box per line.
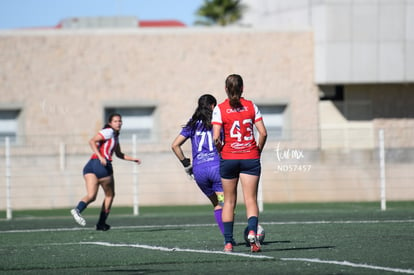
1, 219, 413, 234
78, 241, 274, 259
281, 258, 414, 274
2, 222, 413, 274
72, 241, 414, 273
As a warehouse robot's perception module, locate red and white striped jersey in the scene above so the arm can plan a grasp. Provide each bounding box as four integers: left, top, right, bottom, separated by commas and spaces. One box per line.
212, 98, 263, 159
91, 128, 118, 161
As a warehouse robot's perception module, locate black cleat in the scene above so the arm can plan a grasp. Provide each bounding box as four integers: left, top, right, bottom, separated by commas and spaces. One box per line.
96, 223, 111, 231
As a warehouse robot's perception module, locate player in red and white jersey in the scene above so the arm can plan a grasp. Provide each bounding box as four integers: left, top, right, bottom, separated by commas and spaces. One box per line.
212, 97, 263, 159
212, 74, 267, 253
70, 113, 141, 231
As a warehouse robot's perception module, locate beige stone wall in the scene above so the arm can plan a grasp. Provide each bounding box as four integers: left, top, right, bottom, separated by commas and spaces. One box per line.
0, 28, 320, 209
0, 29, 319, 151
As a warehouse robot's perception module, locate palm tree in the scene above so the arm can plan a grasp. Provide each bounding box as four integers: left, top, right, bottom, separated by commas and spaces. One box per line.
194, 0, 246, 26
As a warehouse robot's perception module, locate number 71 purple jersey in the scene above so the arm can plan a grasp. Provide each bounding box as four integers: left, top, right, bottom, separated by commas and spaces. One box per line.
180, 120, 221, 167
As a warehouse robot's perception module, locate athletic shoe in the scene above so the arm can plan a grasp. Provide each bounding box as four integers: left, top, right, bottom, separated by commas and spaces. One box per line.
247, 230, 261, 252
224, 238, 238, 246
70, 208, 86, 226
223, 243, 233, 252
96, 223, 111, 231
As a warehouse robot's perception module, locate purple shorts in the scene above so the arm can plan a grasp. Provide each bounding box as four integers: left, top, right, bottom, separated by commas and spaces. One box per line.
193, 163, 223, 197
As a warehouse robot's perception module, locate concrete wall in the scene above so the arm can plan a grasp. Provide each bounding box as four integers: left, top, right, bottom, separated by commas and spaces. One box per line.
313, 0, 414, 83
240, 0, 414, 84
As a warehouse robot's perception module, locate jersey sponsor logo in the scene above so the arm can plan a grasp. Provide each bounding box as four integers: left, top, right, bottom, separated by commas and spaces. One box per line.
196, 152, 218, 164
230, 141, 252, 150
226, 106, 249, 113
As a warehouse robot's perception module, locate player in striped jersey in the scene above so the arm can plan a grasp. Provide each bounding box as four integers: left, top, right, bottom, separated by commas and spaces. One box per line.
71, 113, 141, 231
172, 94, 225, 237
212, 74, 267, 252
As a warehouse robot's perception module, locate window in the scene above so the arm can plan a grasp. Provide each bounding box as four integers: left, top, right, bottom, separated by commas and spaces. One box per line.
320, 85, 344, 101
104, 106, 156, 142
257, 104, 288, 140
0, 109, 21, 144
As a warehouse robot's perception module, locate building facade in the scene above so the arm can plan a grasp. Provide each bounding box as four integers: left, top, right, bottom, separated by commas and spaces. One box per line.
0, 28, 322, 209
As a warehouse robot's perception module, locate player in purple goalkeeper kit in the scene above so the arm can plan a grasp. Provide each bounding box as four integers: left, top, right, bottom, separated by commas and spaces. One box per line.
172, 94, 225, 236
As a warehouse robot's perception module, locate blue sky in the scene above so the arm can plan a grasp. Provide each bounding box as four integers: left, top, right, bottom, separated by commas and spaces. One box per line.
0, 0, 205, 29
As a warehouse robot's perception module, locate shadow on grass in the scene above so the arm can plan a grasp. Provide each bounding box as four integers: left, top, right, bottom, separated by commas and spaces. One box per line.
240, 240, 291, 247
122, 227, 183, 233
266, 245, 335, 252
240, 239, 335, 252
103, 268, 174, 273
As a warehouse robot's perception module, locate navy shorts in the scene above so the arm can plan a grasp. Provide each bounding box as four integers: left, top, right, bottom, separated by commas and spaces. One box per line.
83, 158, 113, 179
220, 159, 261, 179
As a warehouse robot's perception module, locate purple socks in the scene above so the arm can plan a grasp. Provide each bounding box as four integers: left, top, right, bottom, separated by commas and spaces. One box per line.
214, 208, 224, 234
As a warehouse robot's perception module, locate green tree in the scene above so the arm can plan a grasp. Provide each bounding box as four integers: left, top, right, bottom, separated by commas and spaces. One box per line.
194, 0, 246, 26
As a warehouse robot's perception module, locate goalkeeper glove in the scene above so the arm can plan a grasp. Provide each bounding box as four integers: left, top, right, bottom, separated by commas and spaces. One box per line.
180, 158, 193, 179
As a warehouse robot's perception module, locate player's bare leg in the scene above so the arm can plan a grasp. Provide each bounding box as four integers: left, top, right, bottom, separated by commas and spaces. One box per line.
96, 176, 114, 231
240, 173, 259, 219
71, 173, 99, 226
240, 173, 261, 252
222, 178, 238, 252
82, 173, 100, 203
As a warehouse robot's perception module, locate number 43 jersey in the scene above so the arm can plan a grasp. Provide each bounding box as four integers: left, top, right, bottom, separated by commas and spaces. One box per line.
212, 98, 263, 160
180, 120, 221, 167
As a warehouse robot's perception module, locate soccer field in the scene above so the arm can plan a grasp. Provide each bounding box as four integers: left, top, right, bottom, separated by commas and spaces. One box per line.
0, 202, 413, 274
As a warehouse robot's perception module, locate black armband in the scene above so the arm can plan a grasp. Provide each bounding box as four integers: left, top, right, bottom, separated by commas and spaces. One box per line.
180, 158, 191, 167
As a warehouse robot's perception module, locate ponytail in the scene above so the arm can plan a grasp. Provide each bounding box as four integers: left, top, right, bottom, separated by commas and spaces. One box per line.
186, 94, 217, 131
225, 74, 244, 110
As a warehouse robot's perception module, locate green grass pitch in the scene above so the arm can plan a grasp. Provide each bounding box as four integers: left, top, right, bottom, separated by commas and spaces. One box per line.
0, 202, 413, 274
